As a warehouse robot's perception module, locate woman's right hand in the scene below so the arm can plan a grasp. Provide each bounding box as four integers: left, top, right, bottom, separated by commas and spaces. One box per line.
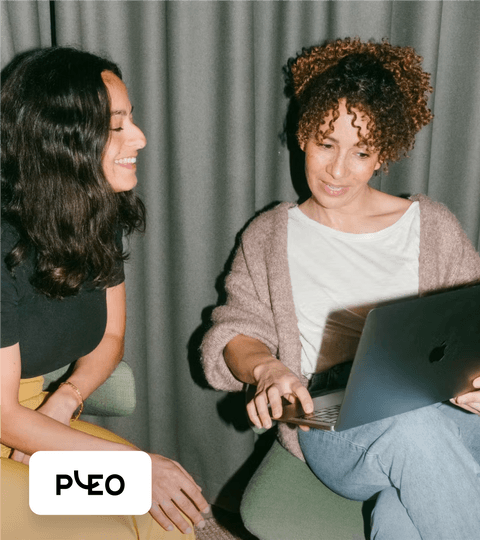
247, 357, 313, 430
148, 453, 210, 534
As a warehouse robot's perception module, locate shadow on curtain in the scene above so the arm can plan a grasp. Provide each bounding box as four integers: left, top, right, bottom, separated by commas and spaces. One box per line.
2, 0, 479, 509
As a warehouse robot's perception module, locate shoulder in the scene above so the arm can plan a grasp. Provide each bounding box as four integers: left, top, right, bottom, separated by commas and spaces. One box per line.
410, 194, 465, 236
410, 193, 455, 218
241, 202, 295, 244
375, 191, 411, 212
411, 195, 480, 289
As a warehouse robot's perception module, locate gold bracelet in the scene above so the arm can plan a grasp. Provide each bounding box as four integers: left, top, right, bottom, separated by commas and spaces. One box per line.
58, 381, 84, 421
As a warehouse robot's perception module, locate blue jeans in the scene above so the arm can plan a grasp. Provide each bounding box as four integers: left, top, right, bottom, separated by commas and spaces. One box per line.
298, 402, 480, 540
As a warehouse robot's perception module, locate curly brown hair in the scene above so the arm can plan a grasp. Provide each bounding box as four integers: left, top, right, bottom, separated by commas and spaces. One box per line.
287, 37, 433, 170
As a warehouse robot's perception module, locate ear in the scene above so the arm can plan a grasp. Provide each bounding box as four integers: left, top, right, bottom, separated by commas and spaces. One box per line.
374, 160, 382, 171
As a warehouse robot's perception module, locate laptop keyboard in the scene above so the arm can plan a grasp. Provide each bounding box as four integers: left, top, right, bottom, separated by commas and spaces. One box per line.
301, 404, 341, 423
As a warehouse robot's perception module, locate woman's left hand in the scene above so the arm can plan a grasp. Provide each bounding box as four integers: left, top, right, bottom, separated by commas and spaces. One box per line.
10, 386, 80, 465
450, 376, 480, 415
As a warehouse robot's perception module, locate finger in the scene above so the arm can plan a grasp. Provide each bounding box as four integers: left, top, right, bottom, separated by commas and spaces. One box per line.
461, 401, 480, 414
454, 390, 480, 406
284, 393, 297, 404
11, 450, 26, 463
294, 385, 314, 414
266, 386, 284, 419
179, 480, 210, 514
156, 499, 193, 535
298, 425, 310, 432
450, 397, 480, 415
246, 399, 262, 428
468, 404, 480, 415
254, 392, 274, 428
149, 504, 176, 532
459, 403, 480, 415
172, 492, 207, 528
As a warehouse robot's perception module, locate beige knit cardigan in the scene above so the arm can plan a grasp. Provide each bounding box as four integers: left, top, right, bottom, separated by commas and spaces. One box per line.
201, 195, 480, 460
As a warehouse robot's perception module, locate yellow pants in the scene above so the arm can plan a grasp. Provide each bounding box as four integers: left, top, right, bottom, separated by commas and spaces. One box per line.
1, 377, 195, 540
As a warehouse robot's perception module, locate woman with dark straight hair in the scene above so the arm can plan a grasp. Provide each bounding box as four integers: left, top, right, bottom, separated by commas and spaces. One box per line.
1, 47, 208, 539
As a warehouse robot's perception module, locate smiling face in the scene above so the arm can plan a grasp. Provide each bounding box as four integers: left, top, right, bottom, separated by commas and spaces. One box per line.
301, 100, 382, 224
101, 71, 146, 193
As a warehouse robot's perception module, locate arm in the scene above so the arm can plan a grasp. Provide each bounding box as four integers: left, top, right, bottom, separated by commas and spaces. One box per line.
42, 282, 128, 423
224, 334, 313, 430
204, 211, 312, 427
443, 207, 480, 414
1, 290, 209, 533
202, 231, 282, 391
446, 208, 480, 415
1, 343, 208, 532
0, 343, 131, 455
418, 196, 480, 415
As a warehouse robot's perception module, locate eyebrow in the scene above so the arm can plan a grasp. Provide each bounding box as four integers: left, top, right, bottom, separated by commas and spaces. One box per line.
111, 105, 134, 117
322, 135, 367, 148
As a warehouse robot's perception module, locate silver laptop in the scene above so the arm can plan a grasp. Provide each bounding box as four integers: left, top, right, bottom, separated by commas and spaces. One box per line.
278, 284, 480, 431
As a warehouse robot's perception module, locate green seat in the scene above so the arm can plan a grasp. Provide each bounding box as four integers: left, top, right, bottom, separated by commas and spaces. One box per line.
241, 439, 368, 540
42, 361, 136, 417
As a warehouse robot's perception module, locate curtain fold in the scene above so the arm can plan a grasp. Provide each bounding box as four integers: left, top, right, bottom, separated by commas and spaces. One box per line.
2, 0, 479, 508
1, 0, 52, 64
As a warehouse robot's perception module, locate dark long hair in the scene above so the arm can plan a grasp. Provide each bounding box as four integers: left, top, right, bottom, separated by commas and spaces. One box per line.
1, 47, 146, 298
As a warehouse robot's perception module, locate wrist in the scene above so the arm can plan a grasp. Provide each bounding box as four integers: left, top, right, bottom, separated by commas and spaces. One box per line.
56, 381, 84, 420
252, 355, 281, 383
54, 385, 80, 408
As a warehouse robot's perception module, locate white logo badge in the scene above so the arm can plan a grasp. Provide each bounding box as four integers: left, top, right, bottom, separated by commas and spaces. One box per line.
29, 451, 151, 515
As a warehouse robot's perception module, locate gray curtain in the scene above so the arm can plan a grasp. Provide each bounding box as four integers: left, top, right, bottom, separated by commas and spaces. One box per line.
1, 0, 52, 56
2, 0, 480, 509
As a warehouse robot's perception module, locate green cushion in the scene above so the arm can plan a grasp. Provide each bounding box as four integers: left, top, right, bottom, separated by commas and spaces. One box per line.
241, 439, 366, 540
42, 361, 136, 417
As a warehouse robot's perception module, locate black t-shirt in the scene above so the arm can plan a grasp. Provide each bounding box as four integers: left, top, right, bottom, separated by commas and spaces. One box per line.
1, 222, 125, 378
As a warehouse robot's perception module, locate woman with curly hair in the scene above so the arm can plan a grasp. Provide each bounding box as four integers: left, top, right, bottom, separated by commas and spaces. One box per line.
202, 38, 480, 538
1, 47, 208, 539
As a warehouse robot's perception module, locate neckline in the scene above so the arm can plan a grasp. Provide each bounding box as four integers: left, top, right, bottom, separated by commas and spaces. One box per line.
290, 201, 419, 240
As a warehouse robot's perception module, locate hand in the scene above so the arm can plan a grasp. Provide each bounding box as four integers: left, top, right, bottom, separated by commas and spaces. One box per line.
10, 387, 79, 465
450, 377, 480, 415
10, 449, 30, 465
148, 454, 210, 534
247, 357, 314, 431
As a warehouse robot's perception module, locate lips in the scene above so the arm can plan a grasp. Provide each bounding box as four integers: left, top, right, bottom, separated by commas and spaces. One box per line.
324, 183, 349, 197
114, 157, 137, 170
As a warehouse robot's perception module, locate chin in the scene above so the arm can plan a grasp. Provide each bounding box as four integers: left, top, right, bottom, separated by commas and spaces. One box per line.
111, 178, 138, 193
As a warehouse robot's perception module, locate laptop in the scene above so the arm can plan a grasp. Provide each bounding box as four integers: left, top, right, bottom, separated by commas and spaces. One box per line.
277, 284, 480, 431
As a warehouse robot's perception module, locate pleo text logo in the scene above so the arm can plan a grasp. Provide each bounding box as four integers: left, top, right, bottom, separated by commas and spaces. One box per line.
29, 451, 151, 515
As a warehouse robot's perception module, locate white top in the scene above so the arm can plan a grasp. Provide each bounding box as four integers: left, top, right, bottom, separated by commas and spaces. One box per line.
288, 202, 421, 379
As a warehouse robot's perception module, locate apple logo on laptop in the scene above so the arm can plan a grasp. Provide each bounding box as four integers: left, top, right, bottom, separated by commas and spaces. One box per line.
429, 341, 447, 364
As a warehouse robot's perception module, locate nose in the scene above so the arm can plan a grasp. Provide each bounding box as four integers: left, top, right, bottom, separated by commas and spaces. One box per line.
128, 124, 147, 150
327, 151, 347, 180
